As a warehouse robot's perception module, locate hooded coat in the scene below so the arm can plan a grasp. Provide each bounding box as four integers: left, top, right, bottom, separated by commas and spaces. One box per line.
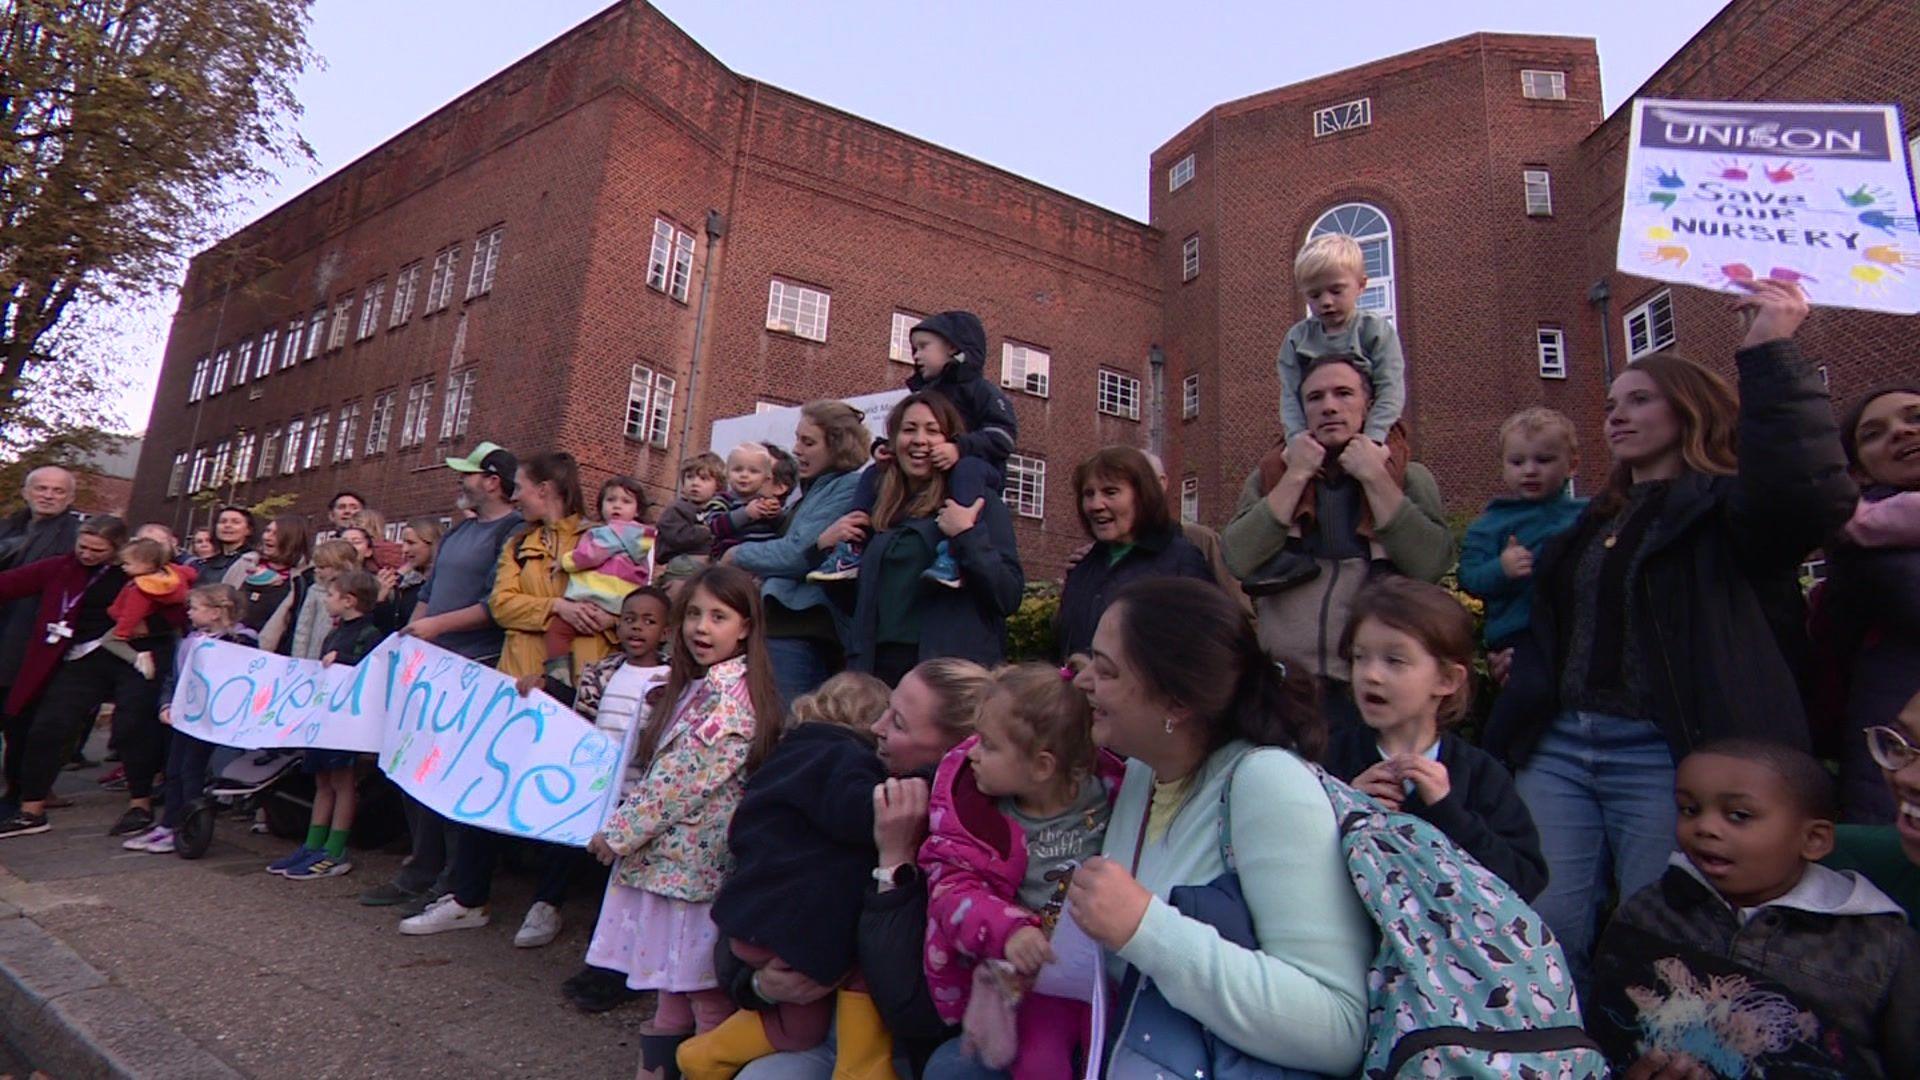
905, 311, 1018, 472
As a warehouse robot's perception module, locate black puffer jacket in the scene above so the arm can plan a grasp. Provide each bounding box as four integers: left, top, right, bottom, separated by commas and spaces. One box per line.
1055, 523, 1217, 661
906, 311, 1018, 471
844, 501, 1024, 674
1824, 485, 1920, 823
1485, 339, 1857, 765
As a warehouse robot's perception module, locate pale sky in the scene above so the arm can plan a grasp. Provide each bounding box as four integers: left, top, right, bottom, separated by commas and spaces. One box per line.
105, 0, 1731, 433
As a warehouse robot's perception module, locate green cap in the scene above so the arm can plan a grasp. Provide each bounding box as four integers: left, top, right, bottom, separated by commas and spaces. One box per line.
445, 442, 516, 494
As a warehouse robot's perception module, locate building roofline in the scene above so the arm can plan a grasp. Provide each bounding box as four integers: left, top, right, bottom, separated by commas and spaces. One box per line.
1582, 0, 1736, 140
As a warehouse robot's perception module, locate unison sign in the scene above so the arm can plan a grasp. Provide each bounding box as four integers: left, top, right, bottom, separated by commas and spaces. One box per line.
1641, 101, 1892, 160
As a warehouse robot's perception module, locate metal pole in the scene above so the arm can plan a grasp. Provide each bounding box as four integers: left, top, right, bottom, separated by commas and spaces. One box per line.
674, 210, 727, 461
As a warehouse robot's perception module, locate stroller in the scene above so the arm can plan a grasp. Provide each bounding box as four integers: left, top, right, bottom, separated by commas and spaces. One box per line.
174, 748, 406, 860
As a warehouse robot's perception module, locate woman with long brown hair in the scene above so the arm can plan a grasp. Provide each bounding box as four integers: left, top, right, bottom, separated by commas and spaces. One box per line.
1485, 279, 1857, 993
824, 393, 1023, 686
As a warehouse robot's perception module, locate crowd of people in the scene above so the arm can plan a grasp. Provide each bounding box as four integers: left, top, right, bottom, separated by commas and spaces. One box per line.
0, 248, 1916, 1079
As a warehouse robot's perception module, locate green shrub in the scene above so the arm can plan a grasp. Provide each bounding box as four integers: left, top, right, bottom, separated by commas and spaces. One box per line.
1006, 583, 1060, 663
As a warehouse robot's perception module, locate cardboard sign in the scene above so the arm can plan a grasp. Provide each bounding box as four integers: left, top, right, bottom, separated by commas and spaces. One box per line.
1618, 99, 1920, 314
169, 635, 627, 846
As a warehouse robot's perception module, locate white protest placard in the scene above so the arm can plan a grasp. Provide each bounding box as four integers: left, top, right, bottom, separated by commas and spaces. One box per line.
169, 635, 629, 847
1618, 99, 1920, 314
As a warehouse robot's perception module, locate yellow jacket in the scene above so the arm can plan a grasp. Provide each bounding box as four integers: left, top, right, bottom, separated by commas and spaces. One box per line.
489, 514, 614, 680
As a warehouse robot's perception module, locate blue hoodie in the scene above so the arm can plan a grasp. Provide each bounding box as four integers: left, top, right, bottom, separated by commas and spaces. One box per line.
1459, 491, 1587, 646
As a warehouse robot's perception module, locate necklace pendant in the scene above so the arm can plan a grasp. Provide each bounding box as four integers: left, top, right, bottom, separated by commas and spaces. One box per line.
1603, 534, 1619, 549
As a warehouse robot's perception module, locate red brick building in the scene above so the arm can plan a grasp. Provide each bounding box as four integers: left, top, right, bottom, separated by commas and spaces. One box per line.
131, 0, 1918, 576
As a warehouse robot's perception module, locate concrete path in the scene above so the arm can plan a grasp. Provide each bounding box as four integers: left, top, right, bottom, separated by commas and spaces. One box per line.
0, 754, 645, 1079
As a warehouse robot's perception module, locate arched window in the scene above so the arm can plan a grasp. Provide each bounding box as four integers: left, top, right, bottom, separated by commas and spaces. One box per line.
1307, 202, 1395, 323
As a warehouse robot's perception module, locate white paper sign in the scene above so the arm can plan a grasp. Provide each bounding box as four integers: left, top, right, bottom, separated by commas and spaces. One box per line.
169, 635, 628, 846
1618, 99, 1920, 314
1034, 907, 1103, 1003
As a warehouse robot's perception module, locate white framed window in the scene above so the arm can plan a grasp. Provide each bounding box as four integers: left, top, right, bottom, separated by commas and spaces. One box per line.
647, 219, 696, 303
391, 263, 421, 327
440, 369, 476, 441
766, 279, 831, 342
167, 451, 188, 497
889, 312, 921, 364
383, 523, 405, 543
1308, 203, 1396, 322
1313, 97, 1371, 137
1097, 369, 1141, 421
328, 296, 352, 349
208, 349, 231, 395
233, 341, 254, 386
209, 439, 232, 490
1001, 342, 1051, 398
356, 280, 385, 340
400, 379, 434, 448
1624, 290, 1676, 360
303, 410, 328, 470
1521, 69, 1567, 101
232, 432, 257, 483
1183, 373, 1200, 420
1168, 153, 1195, 191
467, 226, 504, 299
188, 447, 209, 493
1536, 327, 1568, 379
427, 245, 460, 313
1181, 235, 1200, 282
1817, 363, 1830, 388
281, 320, 302, 370
305, 308, 326, 358
281, 418, 304, 475
256, 330, 277, 380
257, 427, 280, 479
1524, 169, 1553, 216
1181, 475, 1200, 524
365, 391, 395, 455
754, 402, 786, 415
187, 356, 209, 403
1006, 455, 1046, 519
625, 365, 676, 448
334, 403, 361, 463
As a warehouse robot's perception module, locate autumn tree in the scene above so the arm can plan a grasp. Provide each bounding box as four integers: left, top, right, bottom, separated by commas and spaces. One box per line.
0, 0, 316, 431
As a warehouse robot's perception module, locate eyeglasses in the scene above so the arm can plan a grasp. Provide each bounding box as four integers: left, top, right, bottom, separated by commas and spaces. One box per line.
1866, 726, 1920, 772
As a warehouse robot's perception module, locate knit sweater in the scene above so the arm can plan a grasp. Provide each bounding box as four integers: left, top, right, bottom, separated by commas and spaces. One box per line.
1103, 742, 1373, 1076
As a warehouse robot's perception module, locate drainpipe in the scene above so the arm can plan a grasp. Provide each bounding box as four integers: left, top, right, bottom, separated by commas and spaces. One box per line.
675, 210, 726, 459
1147, 345, 1166, 458
1587, 279, 1614, 385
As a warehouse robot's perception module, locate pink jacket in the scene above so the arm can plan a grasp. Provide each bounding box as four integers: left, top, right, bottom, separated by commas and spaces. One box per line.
1845, 489, 1920, 548
918, 735, 1125, 1024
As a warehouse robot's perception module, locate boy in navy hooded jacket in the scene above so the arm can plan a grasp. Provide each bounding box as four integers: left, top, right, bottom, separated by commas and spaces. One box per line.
812, 310, 1017, 587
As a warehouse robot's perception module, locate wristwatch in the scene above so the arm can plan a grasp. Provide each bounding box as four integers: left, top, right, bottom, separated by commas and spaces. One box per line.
872, 863, 919, 889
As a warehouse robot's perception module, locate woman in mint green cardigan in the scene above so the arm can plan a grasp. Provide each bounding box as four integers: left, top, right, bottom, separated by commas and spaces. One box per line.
1070, 576, 1374, 1077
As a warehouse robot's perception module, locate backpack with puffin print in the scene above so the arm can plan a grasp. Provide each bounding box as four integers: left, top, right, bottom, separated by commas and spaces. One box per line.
1311, 766, 1612, 1079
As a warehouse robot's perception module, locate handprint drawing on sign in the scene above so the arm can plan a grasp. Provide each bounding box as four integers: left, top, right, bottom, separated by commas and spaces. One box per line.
1838, 184, 1893, 208
1859, 209, 1918, 236
1642, 243, 1689, 268
1864, 244, 1920, 271
1712, 159, 1750, 182
1762, 161, 1807, 184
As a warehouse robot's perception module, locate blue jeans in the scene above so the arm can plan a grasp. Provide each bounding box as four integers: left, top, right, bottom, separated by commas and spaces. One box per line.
921, 1038, 1008, 1080
1514, 709, 1677, 994
767, 636, 836, 706
735, 1029, 915, 1080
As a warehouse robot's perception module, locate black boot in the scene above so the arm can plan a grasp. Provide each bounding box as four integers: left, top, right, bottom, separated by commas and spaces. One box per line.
639, 1032, 688, 1080
1241, 548, 1321, 597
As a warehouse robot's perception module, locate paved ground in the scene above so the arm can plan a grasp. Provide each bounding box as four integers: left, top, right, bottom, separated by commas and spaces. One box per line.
0, 746, 649, 1079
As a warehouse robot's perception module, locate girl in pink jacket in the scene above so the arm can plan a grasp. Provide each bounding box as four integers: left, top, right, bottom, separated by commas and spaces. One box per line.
919, 664, 1125, 1079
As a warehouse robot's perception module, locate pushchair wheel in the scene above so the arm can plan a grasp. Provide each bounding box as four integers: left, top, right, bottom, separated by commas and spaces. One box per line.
176, 799, 215, 860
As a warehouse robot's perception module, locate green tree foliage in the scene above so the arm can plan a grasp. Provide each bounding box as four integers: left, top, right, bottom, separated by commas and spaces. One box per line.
0, 0, 316, 428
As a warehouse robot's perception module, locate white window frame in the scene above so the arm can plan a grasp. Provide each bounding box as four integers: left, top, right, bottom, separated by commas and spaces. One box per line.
328, 296, 353, 349
209, 439, 232, 490
1096, 369, 1141, 421
233, 341, 254, 386
305, 308, 327, 359
257, 427, 280, 479
625, 365, 676, 448
766, 279, 831, 342
232, 431, 256, 483
167, 452, 188, 497
188, 447, 209, 493
467, 226, 504, 299
281, 418, 304, 475
188, 356, 209, 402
427, 245, 459, 313
440, 369, 476, 441
1523, 169, 1553, 216
334, 402, 361, 463
1168, 153, 1195, 192
1005, 455, 1046, 519
1183, 373, 1200, 420
400, 379, 434, 448
303, 410, 328, 470
1181, 475, 1200, 524
1520, 69, 1567, 101
647, 219, 696, 303
256, 330, 276, 380
391, 263, 421, 327
1624, 290, 1676, 360
281, 320, 302, 370
1001, 342, 1051, 398
889, 312, 921, 364
356, 280, 385, 341
208, 349, 230, 395
366, 391, 395, 455
1313, 97, 1372, 137
1307, 203, 1396, 323
1181, 234, 1200, 282
1536, 327, 1568, 380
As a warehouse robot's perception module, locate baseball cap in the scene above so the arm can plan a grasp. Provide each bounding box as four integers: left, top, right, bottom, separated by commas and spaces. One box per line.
445, 442, 518, 495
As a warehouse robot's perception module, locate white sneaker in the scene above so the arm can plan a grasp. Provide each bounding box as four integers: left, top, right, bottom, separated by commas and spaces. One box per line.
123, 826, 169, 852
513, 901, 562, 948
398, 894, 490, 936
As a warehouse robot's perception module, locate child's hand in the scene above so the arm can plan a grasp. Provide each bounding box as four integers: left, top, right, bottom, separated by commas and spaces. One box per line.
748, 496, 783, 521
515, 671, 543, 697
1394, 755, 1452, 805
1352, 761, 1404, 810
133, 652, 156, 680
319, 650, 338, 668
872, 442, 894, 466
1488, 647, 1515, 687
1339, 435, 1391, 486
936, 498, 984, 539
929, 442, 961, 471
1499, 534, 1534, 579
818, 511, 871, 551
158, 706, 172, 727
1004, 925, 1054, 977
1279, 433, 1327, 479
587, 833, 617, 866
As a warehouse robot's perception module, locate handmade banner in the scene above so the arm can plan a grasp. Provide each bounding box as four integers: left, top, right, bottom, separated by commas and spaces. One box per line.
169, 635, 628, 847
1618, 99, 1920, 314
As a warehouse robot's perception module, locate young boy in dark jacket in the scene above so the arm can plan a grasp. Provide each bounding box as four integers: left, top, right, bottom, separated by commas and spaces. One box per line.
1592, 740, 1920, 1078
655, 453, 725, 566
811, 310, 1017, 588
